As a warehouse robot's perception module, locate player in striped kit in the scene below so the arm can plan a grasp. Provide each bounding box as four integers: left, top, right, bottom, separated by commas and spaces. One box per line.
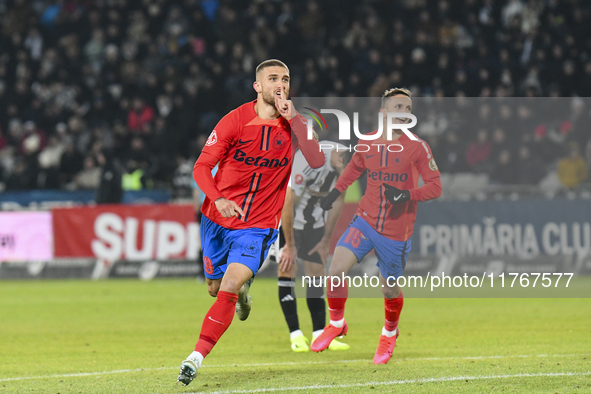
272, 142, 352, 352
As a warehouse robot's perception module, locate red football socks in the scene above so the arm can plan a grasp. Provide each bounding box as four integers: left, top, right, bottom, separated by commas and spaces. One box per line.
327, 282, 348, 321
194, 291, 238, 357
384, 293, 404, 332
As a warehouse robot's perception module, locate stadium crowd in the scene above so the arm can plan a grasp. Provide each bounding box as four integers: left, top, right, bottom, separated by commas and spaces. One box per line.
0, 0, 589, 196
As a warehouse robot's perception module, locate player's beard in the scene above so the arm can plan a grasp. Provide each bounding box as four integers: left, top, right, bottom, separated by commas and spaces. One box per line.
262, 90, 276, 106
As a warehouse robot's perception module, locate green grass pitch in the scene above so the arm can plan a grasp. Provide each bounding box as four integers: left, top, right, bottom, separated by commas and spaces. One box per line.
0, 278, 590, 393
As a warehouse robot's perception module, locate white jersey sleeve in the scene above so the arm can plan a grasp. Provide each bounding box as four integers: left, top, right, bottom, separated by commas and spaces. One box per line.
292, 141, 341, 230
290, 150, 308, 198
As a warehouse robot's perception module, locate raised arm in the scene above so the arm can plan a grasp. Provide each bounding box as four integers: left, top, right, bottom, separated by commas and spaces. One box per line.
290, 113, 325, 169
273, 90, 324, 169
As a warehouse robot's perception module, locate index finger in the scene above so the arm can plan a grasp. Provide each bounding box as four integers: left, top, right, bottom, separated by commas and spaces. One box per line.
279, 254, 289, 271
280, 259, 291, 273
308, 244, 318, 255
231, 201, 245, 217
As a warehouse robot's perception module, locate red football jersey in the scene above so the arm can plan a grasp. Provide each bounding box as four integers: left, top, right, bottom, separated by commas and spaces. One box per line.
193, 100, 324, 230
334, 132, 442, 241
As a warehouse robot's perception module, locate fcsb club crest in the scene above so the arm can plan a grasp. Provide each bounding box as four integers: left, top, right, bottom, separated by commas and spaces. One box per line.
391, 153, 404, 167
272, 132, 287, 150
206, 130, 218, 146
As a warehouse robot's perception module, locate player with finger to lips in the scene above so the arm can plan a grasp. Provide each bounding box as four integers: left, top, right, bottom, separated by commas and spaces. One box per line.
177, 59, 324, 386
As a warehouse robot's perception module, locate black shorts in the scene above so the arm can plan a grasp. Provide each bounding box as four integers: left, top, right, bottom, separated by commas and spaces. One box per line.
294, 226, 325, 265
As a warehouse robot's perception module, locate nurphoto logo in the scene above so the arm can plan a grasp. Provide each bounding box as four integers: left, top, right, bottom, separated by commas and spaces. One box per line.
303, 108, 418, 152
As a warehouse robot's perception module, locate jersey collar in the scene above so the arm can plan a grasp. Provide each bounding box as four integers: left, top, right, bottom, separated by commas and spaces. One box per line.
247, 100, 285, 127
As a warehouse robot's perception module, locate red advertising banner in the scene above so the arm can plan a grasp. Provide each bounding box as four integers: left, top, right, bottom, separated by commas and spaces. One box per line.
53, 204, 198, 261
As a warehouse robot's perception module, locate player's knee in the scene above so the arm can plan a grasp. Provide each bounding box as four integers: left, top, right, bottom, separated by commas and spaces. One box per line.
278, 267, 292, 278
304, 262, 324, 277
207, 280, 221, 297
220, 277, 243, 294
208, 286, 219, 297
208, 288, 219, 297
327, 264, 343, 277
381, 284, 401, 299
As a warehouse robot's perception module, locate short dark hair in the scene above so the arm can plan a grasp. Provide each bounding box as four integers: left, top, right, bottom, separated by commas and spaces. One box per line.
256, 59, 289, 77
341, 149, 354, 165
381, 87, 412, 107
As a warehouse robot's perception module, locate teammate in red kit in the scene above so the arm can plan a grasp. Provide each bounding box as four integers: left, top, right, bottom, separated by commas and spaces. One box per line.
311, 88, 442, 364
177, 59, 324, 386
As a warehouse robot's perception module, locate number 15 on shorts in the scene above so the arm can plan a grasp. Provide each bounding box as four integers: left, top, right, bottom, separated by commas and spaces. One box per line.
344, 228, 363, 248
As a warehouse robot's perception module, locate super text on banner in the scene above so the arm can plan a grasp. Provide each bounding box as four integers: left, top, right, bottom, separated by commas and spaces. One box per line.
52, 204, 199, 262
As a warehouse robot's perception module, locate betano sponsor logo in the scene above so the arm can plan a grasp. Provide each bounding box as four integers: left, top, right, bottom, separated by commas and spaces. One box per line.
368, 170, 409, 182
232, 149, 289, 167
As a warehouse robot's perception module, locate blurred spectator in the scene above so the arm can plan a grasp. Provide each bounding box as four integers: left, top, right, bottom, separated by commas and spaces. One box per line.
122, 159, 151, 191
501, 0, 525, 28
438, 131, 466, 173
127, 98, 155, 133
5, 157, 37, 190
122, 136, 153, 190
84, 29, 105, 67
95, 150, 123, 204
172, 156, 195, 199
557, 142, 588, 190
59, 140, 84, 185
0, 127, 8, 151
489, 128, 509, 163
24, 27, 43, 61
37, 135, 65, 189
516, 145, 545, 185
125, 136, 153, 172
20, 121, 46, 156
490, 149, 518, 185
531, 125, 560, 164
72, 156, 101, 190
68, 116, 92, 155
465, 129, 492, 172
38, 135, 64, 169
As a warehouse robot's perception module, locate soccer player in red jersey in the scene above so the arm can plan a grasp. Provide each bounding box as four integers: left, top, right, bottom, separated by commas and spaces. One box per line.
177, 59, 324, 386
310, 88, 442, 364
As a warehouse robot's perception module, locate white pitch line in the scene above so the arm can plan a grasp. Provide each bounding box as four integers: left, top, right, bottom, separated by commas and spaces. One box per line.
196, 371, 591, 394
0, 353, 588, 383
0, 367, 172, 382
206, 352, 590, 367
